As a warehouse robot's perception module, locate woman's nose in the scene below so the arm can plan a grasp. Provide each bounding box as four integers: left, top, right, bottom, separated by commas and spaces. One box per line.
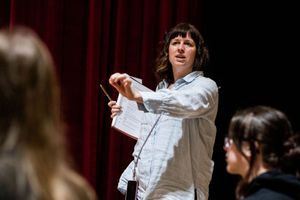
223, 145, 228, 151
178, 43, 185, 52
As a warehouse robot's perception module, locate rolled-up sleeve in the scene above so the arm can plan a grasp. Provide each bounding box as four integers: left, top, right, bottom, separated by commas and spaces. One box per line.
140, 77, 218, 119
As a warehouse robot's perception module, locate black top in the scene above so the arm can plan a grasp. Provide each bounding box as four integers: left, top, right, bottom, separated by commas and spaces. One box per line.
245, 170, 300, 200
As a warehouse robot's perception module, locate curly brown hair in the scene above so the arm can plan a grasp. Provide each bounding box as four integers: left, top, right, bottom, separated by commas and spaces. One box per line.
155, 23, 209, 83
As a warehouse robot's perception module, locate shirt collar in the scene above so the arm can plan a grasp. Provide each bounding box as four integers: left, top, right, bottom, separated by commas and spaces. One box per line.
181, 71, 203, 83
161, 71, 204, 88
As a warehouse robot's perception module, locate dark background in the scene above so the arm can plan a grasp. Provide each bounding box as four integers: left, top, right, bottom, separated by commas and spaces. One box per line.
204, 1, 299, 199
0, 0, 298, 199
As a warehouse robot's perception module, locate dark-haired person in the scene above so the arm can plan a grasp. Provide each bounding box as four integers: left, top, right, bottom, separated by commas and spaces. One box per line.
108, 23, 219, 199
0, 26, 97, 200
224, 105, 300, 200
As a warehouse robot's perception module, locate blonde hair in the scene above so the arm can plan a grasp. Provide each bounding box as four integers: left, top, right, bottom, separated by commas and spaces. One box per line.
0, 26, 96, 200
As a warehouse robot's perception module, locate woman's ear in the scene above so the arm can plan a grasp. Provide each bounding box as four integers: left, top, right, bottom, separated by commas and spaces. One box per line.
242, 142, 251, 158
242, 141, 261, 158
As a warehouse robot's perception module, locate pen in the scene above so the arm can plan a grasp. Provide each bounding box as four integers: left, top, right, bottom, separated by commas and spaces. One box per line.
99, 84, 112, 101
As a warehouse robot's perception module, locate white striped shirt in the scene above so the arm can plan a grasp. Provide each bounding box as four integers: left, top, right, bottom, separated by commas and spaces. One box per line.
118, 71, 219, 200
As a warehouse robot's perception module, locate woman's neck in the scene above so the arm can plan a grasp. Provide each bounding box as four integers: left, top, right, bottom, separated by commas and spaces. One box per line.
172, 68, 192, 82
248, 155, 270, 181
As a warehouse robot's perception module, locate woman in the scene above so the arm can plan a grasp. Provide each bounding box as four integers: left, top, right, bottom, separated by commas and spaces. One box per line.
224, 105, 300, 200
109, 23, 219, 199
0, 27, 96, 200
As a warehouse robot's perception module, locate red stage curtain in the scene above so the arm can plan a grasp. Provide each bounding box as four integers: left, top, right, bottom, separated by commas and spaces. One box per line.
0, 0, 205, 199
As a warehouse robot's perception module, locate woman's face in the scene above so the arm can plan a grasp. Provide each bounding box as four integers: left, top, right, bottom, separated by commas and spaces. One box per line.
224, 138, 250, 178
168, 33, 196, 76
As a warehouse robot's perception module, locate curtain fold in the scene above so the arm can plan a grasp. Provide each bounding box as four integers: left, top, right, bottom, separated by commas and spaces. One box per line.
0, 0, 205, 199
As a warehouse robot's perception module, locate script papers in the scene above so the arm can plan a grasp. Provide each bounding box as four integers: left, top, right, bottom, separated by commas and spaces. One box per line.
111, 77, 153, 139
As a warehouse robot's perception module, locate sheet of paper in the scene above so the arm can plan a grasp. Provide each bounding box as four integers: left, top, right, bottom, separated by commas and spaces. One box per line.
111, 76, 153, 139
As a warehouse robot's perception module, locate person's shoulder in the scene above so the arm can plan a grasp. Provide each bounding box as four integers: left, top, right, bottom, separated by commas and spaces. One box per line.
245, 188, 295, 200
200, 76, 217, 85
194, 74, 219, 92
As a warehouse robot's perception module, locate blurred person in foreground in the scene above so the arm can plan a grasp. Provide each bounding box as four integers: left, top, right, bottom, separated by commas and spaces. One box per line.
0, 26, 97, 200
